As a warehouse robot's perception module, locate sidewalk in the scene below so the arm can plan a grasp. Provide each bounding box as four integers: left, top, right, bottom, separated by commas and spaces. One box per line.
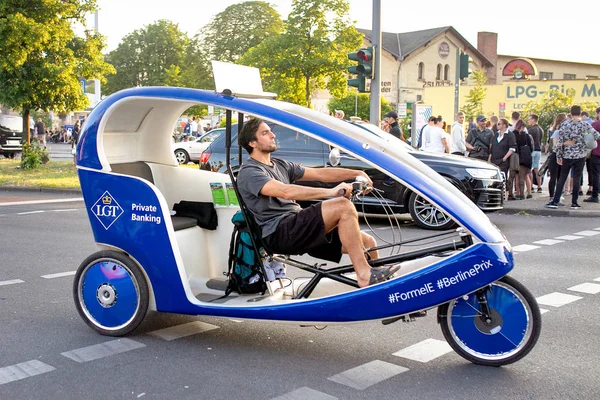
499, 188, 600, 218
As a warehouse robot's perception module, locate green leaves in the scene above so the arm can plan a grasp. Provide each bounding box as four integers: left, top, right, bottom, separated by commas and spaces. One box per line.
461, 68, 487, 120
328, 92, 392, 122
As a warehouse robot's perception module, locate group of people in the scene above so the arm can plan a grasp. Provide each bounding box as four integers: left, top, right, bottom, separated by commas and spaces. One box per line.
183, 116, 212, 137
32, 118, 81, 148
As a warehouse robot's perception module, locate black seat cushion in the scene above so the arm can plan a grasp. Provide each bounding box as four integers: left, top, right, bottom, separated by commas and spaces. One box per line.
110, 162, 154, 183
171, 216, 198, 231
173, 201, 218, 230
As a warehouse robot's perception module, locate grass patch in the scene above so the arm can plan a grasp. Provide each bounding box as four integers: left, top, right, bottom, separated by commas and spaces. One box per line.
0, 159, 79, 189
516, 210, 530, 216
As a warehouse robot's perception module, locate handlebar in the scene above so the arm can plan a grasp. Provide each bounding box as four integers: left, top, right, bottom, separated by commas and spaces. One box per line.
338, 178, 372, 197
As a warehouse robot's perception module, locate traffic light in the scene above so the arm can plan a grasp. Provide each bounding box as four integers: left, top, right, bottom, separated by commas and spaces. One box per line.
459, 53, 470, 80
348, 47, 374, 93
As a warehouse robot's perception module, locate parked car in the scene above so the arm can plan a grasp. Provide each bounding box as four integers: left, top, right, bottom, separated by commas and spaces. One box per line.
172, 129, 224, 164
200, 122, 505, 230
0, 115, 25, 158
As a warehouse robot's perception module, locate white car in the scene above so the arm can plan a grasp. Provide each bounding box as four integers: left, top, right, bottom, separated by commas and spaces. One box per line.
172, 129, 223, 164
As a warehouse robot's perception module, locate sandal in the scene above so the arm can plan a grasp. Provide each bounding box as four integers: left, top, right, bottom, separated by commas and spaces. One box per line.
368, 265, 401, 285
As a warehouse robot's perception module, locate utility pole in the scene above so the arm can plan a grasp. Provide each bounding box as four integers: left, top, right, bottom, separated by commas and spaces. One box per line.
369, 0, 381, 125
454, 48, 460, 117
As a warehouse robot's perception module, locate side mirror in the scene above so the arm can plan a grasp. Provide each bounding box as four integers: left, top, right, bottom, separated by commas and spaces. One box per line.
328, 147, 341, 166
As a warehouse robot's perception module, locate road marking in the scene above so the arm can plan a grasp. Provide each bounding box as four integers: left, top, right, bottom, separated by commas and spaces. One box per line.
567, 282, 600, 294
327, 360, 408, 390
61, 339, 146, 363
554, 235, 583, 241
533, 239, 564, 246
594, 228, 600, 231
0, 198, 83, 207
573, 230, 600, 237
540, 308, 549, 315
270, 387, 338, 400
512, 244, 540, 252
0, 279, 24, 287
595, 277, 600, 282
392, 338, 453, 362
51, 209, 80, 212
17, 210, 45, 215
41, 271, 76, 279
0, 360, 56, 385
148, 321, 219, 341
536, 292, 583, 307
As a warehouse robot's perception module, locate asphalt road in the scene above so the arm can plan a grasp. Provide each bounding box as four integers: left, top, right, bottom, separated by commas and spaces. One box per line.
1, 192, 599, 399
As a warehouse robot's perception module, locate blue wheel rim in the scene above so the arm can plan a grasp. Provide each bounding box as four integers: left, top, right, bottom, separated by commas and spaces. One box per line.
79, 259, 140, 331
447, 281, 532, 360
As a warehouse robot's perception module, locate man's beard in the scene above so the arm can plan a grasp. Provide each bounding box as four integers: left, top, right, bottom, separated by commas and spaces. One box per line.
259, 143, 277, 153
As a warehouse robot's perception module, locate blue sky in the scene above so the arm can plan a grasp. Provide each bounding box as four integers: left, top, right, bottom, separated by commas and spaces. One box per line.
91, 0, 599, 65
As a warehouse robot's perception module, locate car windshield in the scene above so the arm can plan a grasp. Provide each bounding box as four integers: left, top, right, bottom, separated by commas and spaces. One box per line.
198, 130, 223, 143
0, 116, 23, 132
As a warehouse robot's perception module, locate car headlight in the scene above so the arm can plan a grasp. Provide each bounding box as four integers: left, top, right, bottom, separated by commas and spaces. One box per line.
466, 168, 499, 179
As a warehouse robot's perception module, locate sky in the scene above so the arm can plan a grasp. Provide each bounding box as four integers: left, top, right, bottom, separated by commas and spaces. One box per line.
90, 0, 600, 65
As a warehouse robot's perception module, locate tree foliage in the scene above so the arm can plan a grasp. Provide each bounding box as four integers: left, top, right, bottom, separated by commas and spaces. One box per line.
200, 1, 284, 63
0, 0, 115, 141
460, 68, 487, 121
240, 0, 362, 107
328, 92, 392, 122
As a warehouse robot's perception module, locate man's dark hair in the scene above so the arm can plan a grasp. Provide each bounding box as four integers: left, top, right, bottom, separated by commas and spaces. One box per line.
238, 117, 264, 154
529, 114, 539, 122
570, 105, 582, 116
428, 116, 436, 122
581, 111, 589, 117
595, 106, 600, 114
511, 111, 520, 120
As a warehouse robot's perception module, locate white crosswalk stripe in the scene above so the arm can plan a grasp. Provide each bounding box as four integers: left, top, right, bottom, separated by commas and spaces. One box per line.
567, 282, 600, 294
61, 339, 145, 363
539, 308, 550, 314
148, 321, 219, 341
533, 239, 564, 246
0, 279, 24, 287
573, 230, 600, 237
392, 338, 453, 362
536, 292, 583, 307
512, 244, 540, 252
270, 387, 338, 400
327, 360, 408, 390
0, 360, 56, 385
554, 235, 583, 241
41, 271, 76, 279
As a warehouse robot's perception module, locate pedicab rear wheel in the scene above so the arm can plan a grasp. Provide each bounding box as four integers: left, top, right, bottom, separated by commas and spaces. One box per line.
438, 275, 541, 366
73, 250, 149, 336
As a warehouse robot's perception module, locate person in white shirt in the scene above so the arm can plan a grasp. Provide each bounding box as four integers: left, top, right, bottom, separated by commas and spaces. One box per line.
419, 117, 436, 151
190, 117, 199, 135
450, 112, 467, 155
427, 116, 451, 153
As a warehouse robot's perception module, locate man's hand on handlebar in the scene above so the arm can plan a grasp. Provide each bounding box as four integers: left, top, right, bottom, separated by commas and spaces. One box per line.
332, 182, 354, 198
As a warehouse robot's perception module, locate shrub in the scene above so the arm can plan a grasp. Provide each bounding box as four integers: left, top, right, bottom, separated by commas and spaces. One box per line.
20, 143, 49, 170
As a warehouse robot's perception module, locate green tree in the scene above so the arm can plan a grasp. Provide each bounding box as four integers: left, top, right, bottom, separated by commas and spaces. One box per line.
240, 0, 362, 107
328, 92, 392, 122
460, 68, 487, 121
104, 20, 201, 95
200, 1, 284, 63
0, 0, 114, 143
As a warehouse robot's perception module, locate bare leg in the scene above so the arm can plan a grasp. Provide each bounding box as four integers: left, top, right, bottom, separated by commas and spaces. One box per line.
321, 197, 373, 287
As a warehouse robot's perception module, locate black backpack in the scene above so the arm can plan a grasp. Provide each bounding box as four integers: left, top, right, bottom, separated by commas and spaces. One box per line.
225, 211, 267, 296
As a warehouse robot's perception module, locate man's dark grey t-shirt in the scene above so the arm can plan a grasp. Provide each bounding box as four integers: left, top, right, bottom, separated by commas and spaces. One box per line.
237, 157, 305, 238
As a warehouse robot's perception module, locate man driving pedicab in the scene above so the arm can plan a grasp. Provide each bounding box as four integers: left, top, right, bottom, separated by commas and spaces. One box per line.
236, 118, 400, 287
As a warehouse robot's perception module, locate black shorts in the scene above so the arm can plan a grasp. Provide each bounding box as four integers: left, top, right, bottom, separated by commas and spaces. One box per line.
264, 202, 343, 263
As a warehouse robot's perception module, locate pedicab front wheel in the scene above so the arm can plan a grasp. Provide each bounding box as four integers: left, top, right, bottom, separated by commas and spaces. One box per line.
438, 275, 541, 366
73, 250, 149, 336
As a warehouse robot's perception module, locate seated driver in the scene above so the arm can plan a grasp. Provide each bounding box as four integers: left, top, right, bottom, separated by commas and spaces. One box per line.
236, 118, 400, 287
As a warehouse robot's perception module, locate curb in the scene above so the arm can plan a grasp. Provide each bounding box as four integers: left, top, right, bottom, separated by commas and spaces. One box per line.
498, 206, 600, 218
0, 186, 82, 195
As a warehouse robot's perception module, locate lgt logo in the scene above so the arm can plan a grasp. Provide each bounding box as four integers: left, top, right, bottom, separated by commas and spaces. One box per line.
91, 190, 124, 230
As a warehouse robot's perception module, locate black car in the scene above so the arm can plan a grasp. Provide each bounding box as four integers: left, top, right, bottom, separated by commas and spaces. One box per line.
200, 123, 505, 230
0, 115, 24, 158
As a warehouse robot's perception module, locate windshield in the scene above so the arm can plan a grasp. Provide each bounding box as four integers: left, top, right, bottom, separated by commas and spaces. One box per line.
0, 116, 23, 132
199, 129, 224, 143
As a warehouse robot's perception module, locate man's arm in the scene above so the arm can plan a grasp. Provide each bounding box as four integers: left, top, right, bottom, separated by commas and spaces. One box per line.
260, 179, 352, 201
299, 166, 372, 185
442, 136, 450, 153
465, 130, 476, 151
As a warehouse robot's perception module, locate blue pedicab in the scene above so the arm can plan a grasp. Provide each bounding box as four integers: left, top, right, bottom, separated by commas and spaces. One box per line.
73, 85, 541, 367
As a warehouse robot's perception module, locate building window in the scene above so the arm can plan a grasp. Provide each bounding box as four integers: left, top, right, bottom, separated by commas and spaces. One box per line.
563, 73, 576, 80
587, 75, 598, 79
417, 95, 422, 102
418, 62, 424, 80
444, 64, 450, 80
436, 64, 442, 80
539, 72, 553, 80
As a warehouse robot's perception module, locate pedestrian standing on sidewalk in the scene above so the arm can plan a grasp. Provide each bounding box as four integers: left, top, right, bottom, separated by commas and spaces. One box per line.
547, 113, 567, 202
528, 114, 544, 193
466, 115, 493, 161
546, 105, 600, 209
384, 111, 403, 141
583, 107, 600, 203
489, 118, 516, 195
34, 118, 46, 148
514, 120, 534, 199
450, 112, 467, 155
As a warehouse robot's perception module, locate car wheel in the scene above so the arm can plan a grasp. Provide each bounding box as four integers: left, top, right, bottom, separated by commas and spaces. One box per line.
174, 149, 190, 164
408, 192, 456, 230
